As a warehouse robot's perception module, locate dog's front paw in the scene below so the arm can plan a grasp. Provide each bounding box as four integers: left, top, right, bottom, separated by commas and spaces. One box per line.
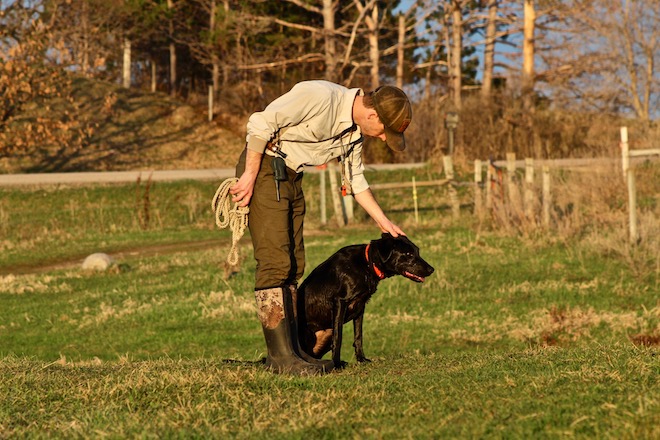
333, 360, 348, 370
356, 356, 371, 363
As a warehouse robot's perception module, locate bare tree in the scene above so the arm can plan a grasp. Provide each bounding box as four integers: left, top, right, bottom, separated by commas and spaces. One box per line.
322, 0, 339, 81
480, 0, 498, 100
449, 0, 466, 109
352, 0, 380, 89
167, 0, 177, 95
280, 0, 340, 81
541, 0, 659, 121
522, 0, 535, 111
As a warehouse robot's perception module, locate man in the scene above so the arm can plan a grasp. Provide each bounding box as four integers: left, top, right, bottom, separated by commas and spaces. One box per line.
231, 80, 412, 375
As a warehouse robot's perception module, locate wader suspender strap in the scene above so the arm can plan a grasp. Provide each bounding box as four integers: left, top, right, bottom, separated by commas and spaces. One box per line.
338, 126, 360, 196
274, 124, 357, 146
272, 124, 362, 196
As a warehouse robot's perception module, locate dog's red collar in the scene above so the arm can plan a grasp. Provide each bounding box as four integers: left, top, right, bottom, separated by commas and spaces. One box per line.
365, 244, 386, 280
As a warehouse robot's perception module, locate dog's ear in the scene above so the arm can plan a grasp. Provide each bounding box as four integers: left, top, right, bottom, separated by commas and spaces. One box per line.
397, 235, 419, 251
381, 232, 393, 239
398, 236, 422, 258
372, 235, 395, 263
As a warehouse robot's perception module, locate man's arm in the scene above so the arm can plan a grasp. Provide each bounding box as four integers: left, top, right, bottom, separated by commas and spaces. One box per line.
354, 189, 405, 237
230, 149, 263, 207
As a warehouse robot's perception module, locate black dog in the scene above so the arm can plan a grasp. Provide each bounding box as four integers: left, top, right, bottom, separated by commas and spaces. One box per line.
297, 233, 434, 368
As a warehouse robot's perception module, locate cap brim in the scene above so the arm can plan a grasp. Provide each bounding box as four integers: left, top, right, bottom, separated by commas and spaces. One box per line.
384, 126, 406, 151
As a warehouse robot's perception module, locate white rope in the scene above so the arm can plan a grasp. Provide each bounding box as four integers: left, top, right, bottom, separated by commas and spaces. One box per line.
211, 178, 249, 266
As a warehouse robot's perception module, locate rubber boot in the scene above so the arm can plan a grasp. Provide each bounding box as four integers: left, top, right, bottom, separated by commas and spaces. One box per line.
255, 287, 325, 376
286, 285, 335, 372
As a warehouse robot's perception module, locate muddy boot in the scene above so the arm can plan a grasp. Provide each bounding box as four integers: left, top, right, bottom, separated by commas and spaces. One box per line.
286, 285, 335, 372
255, 287, 325, 376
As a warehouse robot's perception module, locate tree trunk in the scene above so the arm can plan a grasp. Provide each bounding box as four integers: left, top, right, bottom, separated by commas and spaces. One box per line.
481, 0, 498, 101
222, 0, 230, 87
621, 0, 650, 120
522, 0, 535, 111
122, 38, 131, 88
367, 4, 380, 89
450, 0, 462, 109
81, 0, 90, 75
210, 0, 220, 98
168, 0, 177, 96
151, 59, 157, 92
322, 0, 337, 81
396, 13, 405, 89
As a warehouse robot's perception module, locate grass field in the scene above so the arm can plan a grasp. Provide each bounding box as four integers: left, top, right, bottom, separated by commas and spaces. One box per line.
1, 167, 659, 438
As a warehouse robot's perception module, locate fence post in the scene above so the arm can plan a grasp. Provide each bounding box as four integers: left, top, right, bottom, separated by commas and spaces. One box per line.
122, 38, 131, 88
208, 85, 214, 122
486, 162, 493, 211
327, 163, 345, 227
542, 166, 551, 227
506, 153, 516, 189
443, 155, 460, 220
474, 160, 483, 219
319, 165, 327, 225
412, 176, 419, 224
343, 192, 354, 223
524, 158, 535, 221
506, 153, 522, 216
620, 126, 629, 182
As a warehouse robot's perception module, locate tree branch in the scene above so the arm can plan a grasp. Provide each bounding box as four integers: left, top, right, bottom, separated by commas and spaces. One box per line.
281, 0, 322, 15
237, 53, 325, 71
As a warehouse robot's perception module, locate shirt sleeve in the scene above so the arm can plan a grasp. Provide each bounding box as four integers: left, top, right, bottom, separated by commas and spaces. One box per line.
246, 82, 330, 154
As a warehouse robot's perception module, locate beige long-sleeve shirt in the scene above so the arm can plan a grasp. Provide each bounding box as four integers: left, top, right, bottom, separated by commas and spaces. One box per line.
245, 80, 369, 194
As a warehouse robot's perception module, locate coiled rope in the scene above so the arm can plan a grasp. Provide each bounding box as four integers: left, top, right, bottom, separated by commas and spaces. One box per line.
211, 178, 249, 266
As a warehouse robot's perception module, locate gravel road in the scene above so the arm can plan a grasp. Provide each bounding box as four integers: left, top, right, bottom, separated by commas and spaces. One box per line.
0, 163, 427, 186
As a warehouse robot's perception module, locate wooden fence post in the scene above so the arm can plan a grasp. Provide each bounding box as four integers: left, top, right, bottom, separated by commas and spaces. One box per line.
208, 85, 214, 122
506, 152, 522, 216
319, 165, 327, 225
524, 158, 535, 221
343, 192, 354, 223
122, 38, 131, 88
327, 163, 345, 227
620, 126, 629, 182
621, 125, 638, 244
443, 155, 460, 220
486, 163, 493, 211
412, 176, 419, 224
542, 166, 551, 227
506, 153, 516, 189
474, 160, 483, 219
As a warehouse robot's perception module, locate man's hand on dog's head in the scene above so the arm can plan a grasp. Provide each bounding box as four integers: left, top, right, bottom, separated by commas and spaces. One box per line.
379, 220, 405, 238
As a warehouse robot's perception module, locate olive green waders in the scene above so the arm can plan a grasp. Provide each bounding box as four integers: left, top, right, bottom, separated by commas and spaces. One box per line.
236, 150, 333, 375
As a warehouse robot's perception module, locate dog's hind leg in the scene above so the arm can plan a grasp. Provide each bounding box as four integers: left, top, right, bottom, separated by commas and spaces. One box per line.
312, 329, 332, 357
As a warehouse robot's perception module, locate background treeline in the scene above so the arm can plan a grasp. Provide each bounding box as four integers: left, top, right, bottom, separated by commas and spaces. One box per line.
1, 0, 658, 166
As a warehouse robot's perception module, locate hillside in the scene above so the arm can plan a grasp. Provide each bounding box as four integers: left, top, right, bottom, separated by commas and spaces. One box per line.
0, 76, 246, 173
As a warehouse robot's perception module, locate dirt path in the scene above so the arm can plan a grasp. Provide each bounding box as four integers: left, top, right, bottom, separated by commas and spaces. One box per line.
1, 239, 228, 276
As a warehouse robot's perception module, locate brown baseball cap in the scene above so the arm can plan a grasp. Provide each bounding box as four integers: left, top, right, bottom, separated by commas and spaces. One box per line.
372, 85, 412, 151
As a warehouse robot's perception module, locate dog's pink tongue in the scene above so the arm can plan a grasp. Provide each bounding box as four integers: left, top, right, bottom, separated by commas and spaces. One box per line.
405, 272, 425, 282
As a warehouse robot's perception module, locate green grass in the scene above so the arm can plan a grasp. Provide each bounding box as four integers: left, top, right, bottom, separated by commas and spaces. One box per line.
1, 169, 659, 438
3, 346, 658, 438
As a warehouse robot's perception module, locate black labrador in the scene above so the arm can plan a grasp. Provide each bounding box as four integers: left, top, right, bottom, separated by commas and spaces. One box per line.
297, 233, 435, 368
